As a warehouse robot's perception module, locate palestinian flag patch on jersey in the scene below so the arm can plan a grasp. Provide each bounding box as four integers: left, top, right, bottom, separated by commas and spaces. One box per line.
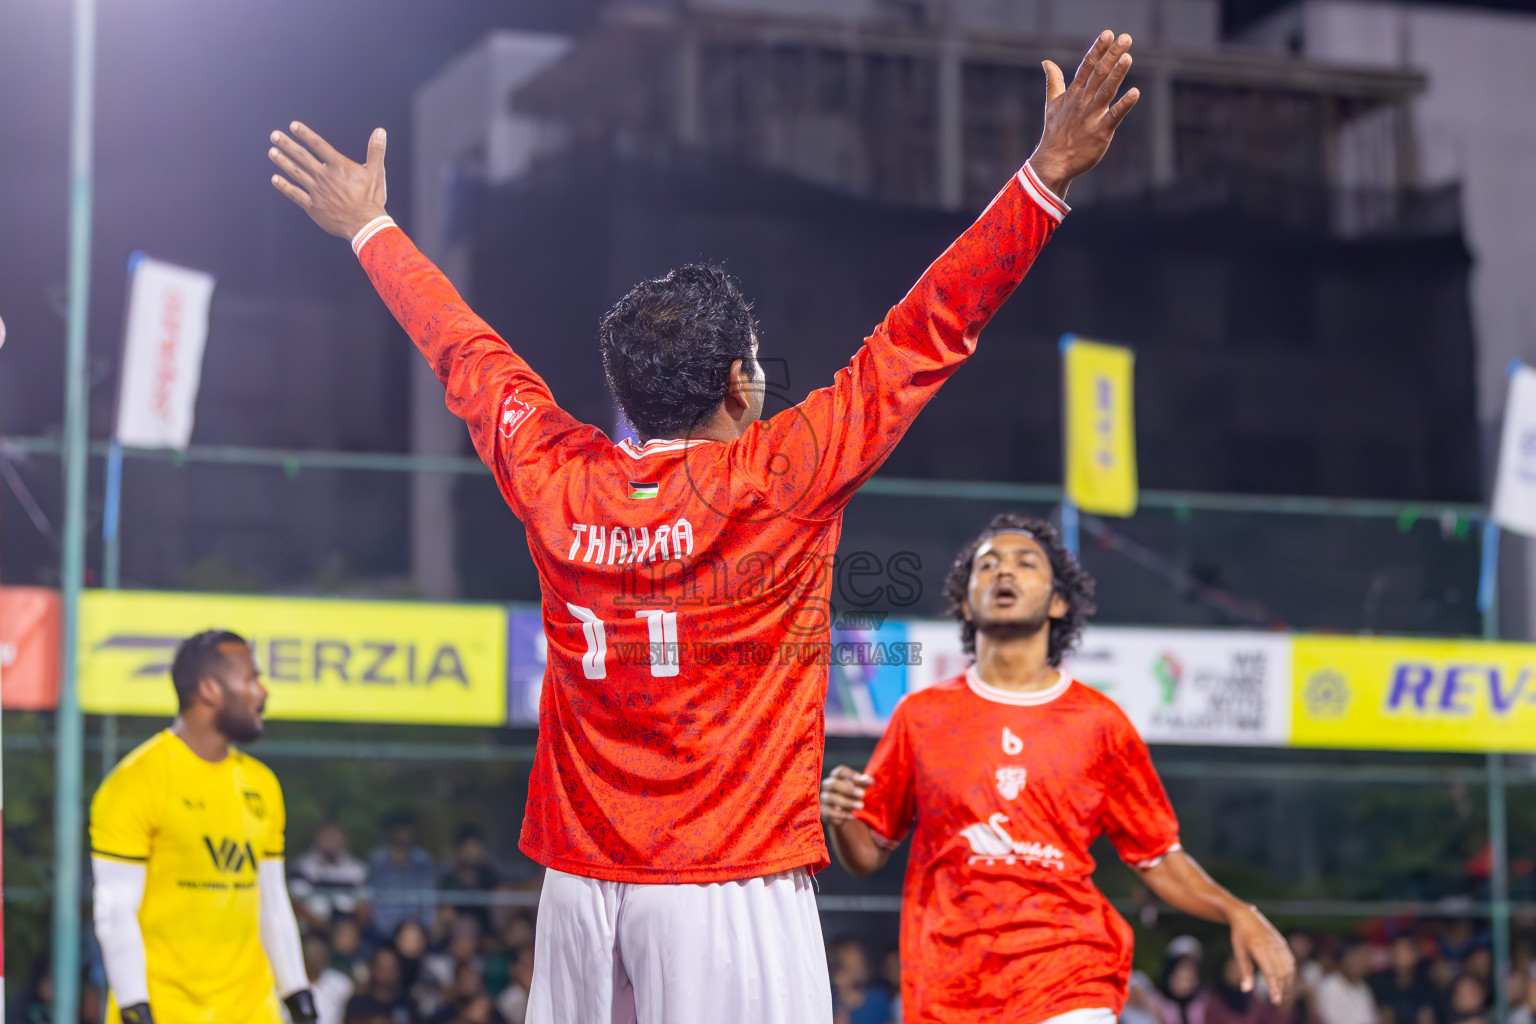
629, 481, 659, 500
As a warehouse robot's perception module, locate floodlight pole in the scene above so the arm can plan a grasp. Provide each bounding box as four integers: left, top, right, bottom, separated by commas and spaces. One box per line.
51, 0, 97, 1016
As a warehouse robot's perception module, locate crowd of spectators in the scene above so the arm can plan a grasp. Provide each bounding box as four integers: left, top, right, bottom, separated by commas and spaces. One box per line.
10, 822, 1536, 1024
287, 816, 539, 1024
1113, 923, 1536, 1024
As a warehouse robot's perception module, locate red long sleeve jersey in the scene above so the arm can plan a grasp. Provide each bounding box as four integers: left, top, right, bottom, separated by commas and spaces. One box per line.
855, 673, 1181, 1023
356, 165, 1069, 884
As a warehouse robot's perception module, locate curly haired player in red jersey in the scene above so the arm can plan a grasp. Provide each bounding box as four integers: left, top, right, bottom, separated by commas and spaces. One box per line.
270, 30, 1141, 1024
820, 513, 1296, 1024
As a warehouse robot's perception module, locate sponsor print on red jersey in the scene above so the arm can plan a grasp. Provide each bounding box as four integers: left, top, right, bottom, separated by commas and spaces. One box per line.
357, 165, 1068, 884
855, 671, 1180, 1024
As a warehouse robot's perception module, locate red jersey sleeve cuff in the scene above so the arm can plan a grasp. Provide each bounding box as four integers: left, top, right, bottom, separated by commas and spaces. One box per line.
1129, 840, 1182, 870
351, 215, 397, 256
853, 811, 905, 851
1017, 162, 1071, 223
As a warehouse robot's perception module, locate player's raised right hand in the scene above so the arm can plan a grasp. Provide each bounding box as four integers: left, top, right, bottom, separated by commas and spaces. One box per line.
269, 122, 389, 241
820, 765, 873, 825
1028, 30, 1140, 198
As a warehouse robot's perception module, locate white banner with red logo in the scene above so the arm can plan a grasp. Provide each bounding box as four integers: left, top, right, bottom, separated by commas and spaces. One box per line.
115, 254, 216, 449
896, 623, 1290, 746
1065, 627, 1292, 747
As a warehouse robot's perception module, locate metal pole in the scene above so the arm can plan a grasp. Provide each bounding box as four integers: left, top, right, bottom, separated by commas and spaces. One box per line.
52, 0, 97, 1015
1478, 518, 1510, 1023
1489, 751, 1511, 1024
102, 439, 122, 773
1061, 500, 1080, 557
103, 437, 122, 589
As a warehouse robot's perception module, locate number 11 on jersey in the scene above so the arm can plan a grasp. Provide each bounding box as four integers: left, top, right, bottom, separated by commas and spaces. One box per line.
566, 603, 680, 679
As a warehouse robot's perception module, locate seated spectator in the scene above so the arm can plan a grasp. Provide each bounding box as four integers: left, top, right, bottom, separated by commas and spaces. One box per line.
1207, 950, 1288, 1024
332, 916, 366, 981
440, 825, 500, 935
1371, 935, 1440, 1024
1509, 965, 1536, 1024
1290, 933, 1324, 998
496, 950, 533, 1024
424, 916, 484, 1002
829, 937, 893, 1024
305, 933, 355, 1024
344, 946, 414, 1024
483, 914, 534, 996
880, 947, 902, 1024
1156, 936, 1209, 1024
1316, 940, 1379, 1024
1446, 975, 1487, 1024
367, 811, 437, 945
430, 960, 497, 1024
443, 994, 499, 1024
1123, 971, 1162, 1024
392, 919, 443, 1019
290, 821, 368, 930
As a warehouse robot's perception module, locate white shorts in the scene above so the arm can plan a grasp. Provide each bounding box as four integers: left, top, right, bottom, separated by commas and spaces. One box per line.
526, 866, 833, 1024
1043, 1010, 1117, 1024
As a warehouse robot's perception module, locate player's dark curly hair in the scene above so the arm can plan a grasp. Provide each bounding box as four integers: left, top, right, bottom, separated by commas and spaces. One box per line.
170, 629, 248, 710
599, 263, 759, 441
942, 513, 1096, 667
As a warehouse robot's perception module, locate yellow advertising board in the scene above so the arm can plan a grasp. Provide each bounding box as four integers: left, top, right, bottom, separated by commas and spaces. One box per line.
1292, 635, 1536, 753
1063, 336, 1138, 517
79, 590, 507, 725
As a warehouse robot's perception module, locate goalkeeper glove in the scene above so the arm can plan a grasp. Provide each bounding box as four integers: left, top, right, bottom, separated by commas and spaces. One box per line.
119, 1005, 153, 1024
284, 990, 319, 1024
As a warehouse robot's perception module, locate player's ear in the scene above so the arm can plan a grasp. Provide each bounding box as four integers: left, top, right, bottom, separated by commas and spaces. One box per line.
195, 674, 225, 708
1048, 590, 1070, 620
723, 359, 751, 412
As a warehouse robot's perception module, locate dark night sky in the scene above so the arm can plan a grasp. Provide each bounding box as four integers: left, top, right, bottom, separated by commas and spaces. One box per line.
2, 0, 1534, 438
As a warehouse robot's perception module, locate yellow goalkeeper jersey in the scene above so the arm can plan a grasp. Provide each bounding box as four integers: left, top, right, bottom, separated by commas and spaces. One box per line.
91, 730, 286, 1024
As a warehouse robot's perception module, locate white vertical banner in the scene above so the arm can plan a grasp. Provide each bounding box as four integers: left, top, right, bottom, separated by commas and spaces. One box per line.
1492, 363, 1536, 537
115, 254, 215, 449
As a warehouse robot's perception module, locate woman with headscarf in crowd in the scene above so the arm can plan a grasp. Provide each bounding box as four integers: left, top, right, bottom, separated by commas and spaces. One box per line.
1156, 936, 1211, 1024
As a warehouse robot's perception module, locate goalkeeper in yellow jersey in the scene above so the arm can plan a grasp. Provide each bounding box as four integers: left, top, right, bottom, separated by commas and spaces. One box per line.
90, 630, 317, 1024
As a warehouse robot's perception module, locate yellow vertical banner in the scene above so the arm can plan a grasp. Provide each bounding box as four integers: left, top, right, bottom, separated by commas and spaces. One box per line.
1063, 335, 1138, 516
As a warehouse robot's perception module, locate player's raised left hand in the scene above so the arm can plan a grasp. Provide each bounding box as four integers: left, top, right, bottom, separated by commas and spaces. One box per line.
1229, 903, 1295, 1004
269, 122, 389, 240
1029, 31, 1140, 198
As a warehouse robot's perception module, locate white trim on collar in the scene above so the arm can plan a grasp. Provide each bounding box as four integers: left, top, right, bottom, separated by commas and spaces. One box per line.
615, 437, 719, 459
965, 666, 1072, 706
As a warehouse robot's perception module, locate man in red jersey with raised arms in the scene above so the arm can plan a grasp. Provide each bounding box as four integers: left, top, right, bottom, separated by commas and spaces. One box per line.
269, 30, 1139, 1023
821, 513, 1296, 1023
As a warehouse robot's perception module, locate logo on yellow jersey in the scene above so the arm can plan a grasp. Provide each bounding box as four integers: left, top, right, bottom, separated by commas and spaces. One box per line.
243, 789, 266, 820
203, 836, 257, 874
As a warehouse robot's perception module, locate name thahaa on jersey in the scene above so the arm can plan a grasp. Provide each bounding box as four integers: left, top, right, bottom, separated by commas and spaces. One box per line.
568, 519, 695, 564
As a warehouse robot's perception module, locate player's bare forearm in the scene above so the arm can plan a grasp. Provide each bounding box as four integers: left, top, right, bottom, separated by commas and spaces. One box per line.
1138, 848, 1245, 922
821, 766, 892, 877
268, 122, 389, 240
828, 818, 890, 878
1140, 850, 1294, 1001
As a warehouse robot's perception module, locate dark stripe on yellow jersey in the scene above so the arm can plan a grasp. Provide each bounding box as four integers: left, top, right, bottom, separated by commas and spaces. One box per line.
90, 847, 147, 863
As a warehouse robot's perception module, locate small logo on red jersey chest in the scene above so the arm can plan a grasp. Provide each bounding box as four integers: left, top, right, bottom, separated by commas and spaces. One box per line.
959, 813, 1064, 870
1002, 726, 1023, 755
995, 766, 1028, 799
628, 481, 659, 500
